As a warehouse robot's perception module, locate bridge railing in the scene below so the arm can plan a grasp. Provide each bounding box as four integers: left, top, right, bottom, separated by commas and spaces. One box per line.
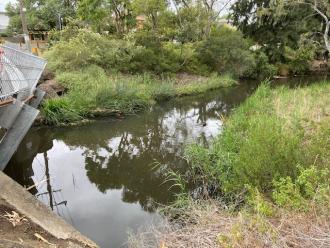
0, 45, 47, 103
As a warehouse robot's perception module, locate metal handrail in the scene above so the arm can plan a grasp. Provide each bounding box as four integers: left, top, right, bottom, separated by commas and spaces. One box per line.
0, 45, 47, 102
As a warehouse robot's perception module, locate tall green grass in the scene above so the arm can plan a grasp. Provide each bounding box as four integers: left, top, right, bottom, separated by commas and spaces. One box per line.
41, 65, 235, 125
175, 73, 235, 96
183, 82, 330, 209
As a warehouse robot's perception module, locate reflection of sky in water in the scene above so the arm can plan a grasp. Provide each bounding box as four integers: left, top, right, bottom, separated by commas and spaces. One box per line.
162, 107, 222, 145
26, 112, 222, 247
28, 113, 221, 247
28, 104, 222, 247
7, 78, 325, 247
6, 84, 258, 248
32, 142, 161, 248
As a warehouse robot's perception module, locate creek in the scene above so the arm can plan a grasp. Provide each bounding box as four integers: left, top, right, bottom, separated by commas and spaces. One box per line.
5, 77, 322, 248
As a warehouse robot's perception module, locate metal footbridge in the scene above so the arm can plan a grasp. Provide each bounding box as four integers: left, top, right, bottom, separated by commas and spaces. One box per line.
0, 45, 46, 170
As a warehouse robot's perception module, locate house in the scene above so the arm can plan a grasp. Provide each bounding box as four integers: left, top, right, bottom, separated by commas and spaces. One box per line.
0, 12, 9, 33
29, 31, 48, 55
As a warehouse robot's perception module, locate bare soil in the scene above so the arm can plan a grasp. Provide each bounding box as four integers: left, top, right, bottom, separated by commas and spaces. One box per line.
37, 79, 65, 99
0, 201, 86, 248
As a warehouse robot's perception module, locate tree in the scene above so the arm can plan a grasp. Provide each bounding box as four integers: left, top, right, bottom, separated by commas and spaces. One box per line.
77, 0, 109, 32
110, 0, 133, 34
231, 0, 319, 62
77, 0, 133, 34
131, 0, 167, 29
311, 1, 330, 52
168, 0, 233, 42
6, 0, 77, 33
288, 0, 330, 52
175, 5, 209, 42
196, 26, 256, 76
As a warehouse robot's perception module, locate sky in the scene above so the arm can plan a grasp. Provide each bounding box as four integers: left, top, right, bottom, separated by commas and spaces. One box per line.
0, 0, 233, 14
0, 0, 14, 12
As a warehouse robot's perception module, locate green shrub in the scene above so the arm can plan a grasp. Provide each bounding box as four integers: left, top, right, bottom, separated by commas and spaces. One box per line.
272, 167, 329, 211
44, 29, 143, 73
48, 18, 82, 45
272, 177, 307, 210
189, 85, 303, 193
126, 30, 175, 73
245, 50, 277, 79
246, 186, 274, 217
284, 45, 315, 75
196, 27, 256, 77
45, 29, 190, 74
129, 30, 208, 74
45, 27, 267, 76
162, 42, 210, 75
0, 32, 9, 37
184, 83, 330, 207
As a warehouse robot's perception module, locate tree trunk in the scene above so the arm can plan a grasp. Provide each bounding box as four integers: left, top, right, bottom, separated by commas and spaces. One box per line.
311, 1, 330, 52
151, 13, 157, 30
324, 21, 330, 52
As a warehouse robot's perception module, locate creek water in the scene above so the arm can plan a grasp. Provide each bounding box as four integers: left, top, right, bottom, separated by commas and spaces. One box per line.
4, 77, 323, 248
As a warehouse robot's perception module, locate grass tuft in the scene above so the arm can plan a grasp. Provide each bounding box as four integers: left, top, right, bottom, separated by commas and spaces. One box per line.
41, 66, 235, 125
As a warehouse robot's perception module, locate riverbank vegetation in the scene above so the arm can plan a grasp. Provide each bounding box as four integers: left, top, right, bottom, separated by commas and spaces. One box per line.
128, 81, 330, 247
41, 65, 234, 125
6, 0, 330, 77
184, 83, 329, 199
5, 0, 330, 125
39, 25, 257, 124
3, 0, 330, 246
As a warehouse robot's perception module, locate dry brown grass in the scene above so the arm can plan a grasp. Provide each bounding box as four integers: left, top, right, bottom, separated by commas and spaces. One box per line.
128, 200, 330, 248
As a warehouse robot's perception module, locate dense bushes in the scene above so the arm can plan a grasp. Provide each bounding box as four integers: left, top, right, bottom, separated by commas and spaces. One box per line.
272, 166, 330, 211
45, 30, 144, 73
45, 26, 275, 77
43, 26, 247, 124
183, 82, 330, 210
284, 45, 316, 75
196, 27, 256, 77
245, 51, 277, 79
46, 29, 199, 74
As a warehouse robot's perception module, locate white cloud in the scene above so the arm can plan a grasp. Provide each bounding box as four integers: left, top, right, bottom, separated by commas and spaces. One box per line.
0, 0, 15, 12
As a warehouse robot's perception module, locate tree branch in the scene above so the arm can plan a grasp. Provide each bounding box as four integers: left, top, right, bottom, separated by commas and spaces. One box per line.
294, 0, 330, 52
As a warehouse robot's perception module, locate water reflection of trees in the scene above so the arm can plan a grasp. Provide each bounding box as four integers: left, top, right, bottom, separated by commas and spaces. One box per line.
6, 83, 256, 211
5, 129, 54, 195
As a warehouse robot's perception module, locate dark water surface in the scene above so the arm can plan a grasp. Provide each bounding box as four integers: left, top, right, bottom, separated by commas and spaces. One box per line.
4, 77, 324, 248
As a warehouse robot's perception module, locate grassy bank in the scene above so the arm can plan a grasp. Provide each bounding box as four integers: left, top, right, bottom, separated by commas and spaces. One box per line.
184, 82, 330, 201
41, 66, 235, 125
129, 81, 330, 247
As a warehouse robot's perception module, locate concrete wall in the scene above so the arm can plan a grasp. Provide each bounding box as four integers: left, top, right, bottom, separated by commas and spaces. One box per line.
0, 12, 9, 33
0, 171, 98, 247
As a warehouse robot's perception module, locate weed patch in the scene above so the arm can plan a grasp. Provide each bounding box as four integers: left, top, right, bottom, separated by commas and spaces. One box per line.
180, 82, 330, 212
41, 66, 235, 125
